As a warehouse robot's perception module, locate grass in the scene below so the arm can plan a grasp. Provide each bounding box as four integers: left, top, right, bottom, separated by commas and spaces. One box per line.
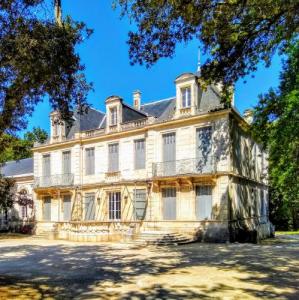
275, 231, 299, 235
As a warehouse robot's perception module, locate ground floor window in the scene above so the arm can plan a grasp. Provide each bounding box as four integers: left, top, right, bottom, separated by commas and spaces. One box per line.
109, 192, 121, 220
63, 195, 72, 221
162, 188, 176, 220
43, 196, 51, 221
84, 193, 95, 220
134, 189, 147, 220
196, 185, 212, 220
21, 205, 27, 219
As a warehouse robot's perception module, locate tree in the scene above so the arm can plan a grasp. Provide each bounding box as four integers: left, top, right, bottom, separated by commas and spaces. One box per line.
252, 42, 299, 230
0, 0, 92, 151
116, 0, 299, 97
0, 127, 48, 163
0, 176, 15, 221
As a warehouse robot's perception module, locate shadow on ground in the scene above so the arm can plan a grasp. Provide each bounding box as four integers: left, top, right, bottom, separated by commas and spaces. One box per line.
0, 235, 298, 299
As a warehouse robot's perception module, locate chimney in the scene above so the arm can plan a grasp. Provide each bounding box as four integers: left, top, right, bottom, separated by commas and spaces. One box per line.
133, 90, 141, 110
243, 109, 254, 124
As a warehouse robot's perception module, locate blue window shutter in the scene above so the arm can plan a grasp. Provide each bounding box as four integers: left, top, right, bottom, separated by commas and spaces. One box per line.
43, 196, 51, 221
62, 151, 71, 174
85, 148, 95, 175
43, 154, 51, 177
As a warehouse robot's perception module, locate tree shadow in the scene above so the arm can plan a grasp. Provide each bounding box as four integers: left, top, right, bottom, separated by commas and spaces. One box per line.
0, 237, 298, 299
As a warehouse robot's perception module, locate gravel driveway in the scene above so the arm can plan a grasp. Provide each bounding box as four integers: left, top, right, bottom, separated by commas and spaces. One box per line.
0, 235, 298, 299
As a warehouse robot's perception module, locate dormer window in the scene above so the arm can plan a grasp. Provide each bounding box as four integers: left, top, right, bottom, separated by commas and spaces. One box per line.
110, 107, 118, 126
181, 87, 191, 108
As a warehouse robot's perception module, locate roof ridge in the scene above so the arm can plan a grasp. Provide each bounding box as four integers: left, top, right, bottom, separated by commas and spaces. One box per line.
141, 96, 175, 106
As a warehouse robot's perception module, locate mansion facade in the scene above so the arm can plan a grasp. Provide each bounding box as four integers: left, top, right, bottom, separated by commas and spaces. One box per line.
1, 71, 272, 242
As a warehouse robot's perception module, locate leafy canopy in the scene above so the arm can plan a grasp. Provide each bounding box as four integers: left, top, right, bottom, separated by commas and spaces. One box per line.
252, 41, 299, 229
0, 0, 92, 141
116, 0, 299, 90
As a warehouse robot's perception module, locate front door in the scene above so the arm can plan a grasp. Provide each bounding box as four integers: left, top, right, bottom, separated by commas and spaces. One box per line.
162, 188, 176, 220
162, 133, 176, 176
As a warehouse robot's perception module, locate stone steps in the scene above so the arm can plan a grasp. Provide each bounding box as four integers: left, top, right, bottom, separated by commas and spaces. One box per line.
127, 231, 196, 247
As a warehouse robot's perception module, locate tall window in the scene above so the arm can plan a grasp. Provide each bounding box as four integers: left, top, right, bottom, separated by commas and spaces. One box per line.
181, 87, 191, 108
85, 148, 95, 175
62, 151, 71, 174
134, 189, 147, 220
109, 192, 121, 220
42, 154, 51, 177
21, 205, 28, 219
110, 107, 118, 126
134, 139, 146, 169
43, 196, 51, 221
84, 193, 95, 220
108, 143, 119, 172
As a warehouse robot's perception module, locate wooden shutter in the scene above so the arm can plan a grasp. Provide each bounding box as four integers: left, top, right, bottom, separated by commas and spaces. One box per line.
163, 133, 176, 175
43, 196, 51, 221
134, 189, 147, 220
108, 143, 119, 172
196, 186, 212, 220
42, 154, 51, 177
62, 151, 71, 174
134, 139, 145, 169
84, 193, 95, 220
63, 195, 71, 221
196, 127, 213, 173
85, 148, 95, 175
162, 188, 176, 220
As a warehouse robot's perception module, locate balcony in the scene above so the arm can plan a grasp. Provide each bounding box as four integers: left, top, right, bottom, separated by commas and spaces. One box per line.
35, 173, 74, 188
153, 157, 216, 178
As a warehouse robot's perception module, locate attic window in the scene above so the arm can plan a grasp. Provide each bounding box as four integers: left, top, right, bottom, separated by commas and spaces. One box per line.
181, 87, 191, 108
110, 107, 118, 126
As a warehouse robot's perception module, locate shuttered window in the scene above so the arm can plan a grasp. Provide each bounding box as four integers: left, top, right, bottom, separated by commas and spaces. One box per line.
109, 192, 121, 220
162, 188, 176, 220
196, 126, 213, 173
85, 148, 95, 175
63, 195, 72, 221
134, 189, 147, 220
62, 151, 71, 174
84, 193, 95, 220
108, 143, 119, 172
43, 196, 51, 221
196, 186, 212, 220
110, 107, 118, 126
163, 133, 176, 175
42, 154, 51, 177
134, 139, 146, 169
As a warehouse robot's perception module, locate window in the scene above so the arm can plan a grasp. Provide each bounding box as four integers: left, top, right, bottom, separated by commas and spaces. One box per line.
21, 205, 27, 219
134, 189, 147, 220
134, 139, 146, 169
162, 188, 176, 220
108, 143, 119, 172
43, 196, 51, 221
63, 195, 72, 221
109, 192, 121, 220
196, 186, 212, 220
62, 151, 71, 174
42, 154, 51, 177
84, 193, 95, 220
85, 148, 95, 175
181, 87, 191, 108
110, 107, 118, 126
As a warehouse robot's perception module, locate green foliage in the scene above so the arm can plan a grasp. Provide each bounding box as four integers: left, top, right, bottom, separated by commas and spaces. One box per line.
0, 176, 15, 215
252, 42, 299, 230
116, 0, 298, 94
0, 0, 92, 150
0, 127, 48, 164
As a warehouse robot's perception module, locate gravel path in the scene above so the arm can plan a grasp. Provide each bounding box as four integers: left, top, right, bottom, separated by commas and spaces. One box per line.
0, 235, 298, 299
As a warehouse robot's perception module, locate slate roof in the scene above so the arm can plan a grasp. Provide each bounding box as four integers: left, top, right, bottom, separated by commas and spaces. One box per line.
0, 158, 33, 177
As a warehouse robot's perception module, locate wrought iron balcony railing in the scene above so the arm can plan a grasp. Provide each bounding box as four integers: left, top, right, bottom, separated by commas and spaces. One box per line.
152, 157, 216, 177
35, 173, 74, 188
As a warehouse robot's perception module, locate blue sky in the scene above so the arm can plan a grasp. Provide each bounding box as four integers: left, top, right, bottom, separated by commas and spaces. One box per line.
25, 0, 282, 135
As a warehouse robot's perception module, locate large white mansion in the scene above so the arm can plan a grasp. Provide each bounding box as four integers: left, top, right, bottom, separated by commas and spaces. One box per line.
0, 71, 272, 242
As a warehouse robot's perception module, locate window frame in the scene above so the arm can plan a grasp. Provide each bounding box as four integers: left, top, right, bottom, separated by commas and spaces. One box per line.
134, 138, 146, 170
110, 106, 118, 126
181, 86, 191, 108
85, 147, 95, 175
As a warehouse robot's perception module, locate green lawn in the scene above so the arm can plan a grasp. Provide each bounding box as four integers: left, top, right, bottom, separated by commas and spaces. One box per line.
275, 231, 299, 235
